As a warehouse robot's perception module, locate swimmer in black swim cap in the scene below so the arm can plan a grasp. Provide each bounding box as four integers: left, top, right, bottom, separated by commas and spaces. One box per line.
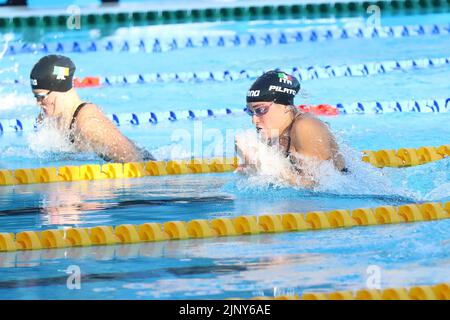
30, 54, 155, 163
236, 70, 347, 187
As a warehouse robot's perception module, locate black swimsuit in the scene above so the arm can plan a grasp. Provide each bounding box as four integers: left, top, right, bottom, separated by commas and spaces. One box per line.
67, 102, 155, 162
68, 102, 89, 144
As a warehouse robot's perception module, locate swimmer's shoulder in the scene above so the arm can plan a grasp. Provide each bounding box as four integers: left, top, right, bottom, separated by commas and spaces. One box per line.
74, 103, 112, 127
292, 113, 329, 136
72, 103, 121, 140
74, 103, 102, 120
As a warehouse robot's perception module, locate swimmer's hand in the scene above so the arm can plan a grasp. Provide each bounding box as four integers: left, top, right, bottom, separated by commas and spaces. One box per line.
235, 164, 247, 175
284, 172, 316, 189
235, 136, 260, 175
36, 111, 44, 125
235, 135, 258, 166
235, 164, 257, 175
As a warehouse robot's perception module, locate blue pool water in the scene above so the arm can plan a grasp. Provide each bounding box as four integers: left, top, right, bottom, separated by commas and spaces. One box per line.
0, 5, 449, 299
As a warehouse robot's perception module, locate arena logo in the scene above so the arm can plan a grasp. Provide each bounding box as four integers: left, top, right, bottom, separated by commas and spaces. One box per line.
268, 85, 296, 95
30, 78, 37, 86
247, 90, 260, 97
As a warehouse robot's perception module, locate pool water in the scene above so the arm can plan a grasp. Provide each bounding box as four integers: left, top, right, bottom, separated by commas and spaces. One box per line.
0, 6, 449, 299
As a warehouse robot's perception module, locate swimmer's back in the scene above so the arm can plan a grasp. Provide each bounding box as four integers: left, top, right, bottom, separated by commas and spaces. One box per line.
71, 103, 154, 163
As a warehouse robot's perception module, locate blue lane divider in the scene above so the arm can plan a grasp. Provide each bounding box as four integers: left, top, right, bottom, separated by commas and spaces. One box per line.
0, 107, 242, 133
5, 56, 450, 87
336, 97, 450, 114
5, 23, 450, 56
1, 98, 449, 134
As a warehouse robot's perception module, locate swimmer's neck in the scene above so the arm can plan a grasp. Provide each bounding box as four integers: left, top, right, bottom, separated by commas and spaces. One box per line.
278, 109, 296, 137
57, 89, 85, 130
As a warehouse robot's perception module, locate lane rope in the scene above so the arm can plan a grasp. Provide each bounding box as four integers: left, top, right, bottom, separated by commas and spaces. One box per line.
0, 144, 449, 186
233, 282, 450, 300
0, 201, 449, 252
5, 23, 449, 56
0, 104, 337, 133
5, 56, 450, 87
1, 97, 449, 134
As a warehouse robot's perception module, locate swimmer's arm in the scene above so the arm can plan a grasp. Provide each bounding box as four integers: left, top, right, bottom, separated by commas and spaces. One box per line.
234, 136, 259, 174
76, 105, 142, 163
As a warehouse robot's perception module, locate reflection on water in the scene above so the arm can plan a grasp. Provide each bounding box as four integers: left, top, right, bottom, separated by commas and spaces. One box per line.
39, 180, 127, 225
0, 175, 232, 229
1, 218, 448, 299
1, 163, 448, 233
0, 179, 129, 226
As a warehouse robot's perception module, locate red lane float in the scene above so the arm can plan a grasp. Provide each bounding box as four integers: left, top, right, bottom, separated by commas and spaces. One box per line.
298, 104, 339, 116
70, 79, 339, 117
73, 77, 101, 88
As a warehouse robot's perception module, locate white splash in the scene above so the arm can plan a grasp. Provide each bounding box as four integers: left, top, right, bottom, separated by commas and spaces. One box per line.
235, 129, 294, 190
26, 118, 75, 157
234, 129, 418, 200
0, 33, 13, 59
0, 91, 34, 113
150, 142, 192, 160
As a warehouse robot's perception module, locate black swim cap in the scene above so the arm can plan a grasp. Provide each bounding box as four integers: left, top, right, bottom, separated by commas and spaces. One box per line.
246, 70, 300, 106
30, 55, 76, 92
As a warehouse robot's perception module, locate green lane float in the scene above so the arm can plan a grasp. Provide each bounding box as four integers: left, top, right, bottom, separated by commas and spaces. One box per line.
240, 282, 449, 300
1, 0, 450, 30
0, 201, 449, 252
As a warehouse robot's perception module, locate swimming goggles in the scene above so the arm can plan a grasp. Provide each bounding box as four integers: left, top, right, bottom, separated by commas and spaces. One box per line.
245, 101, 274, 117
34, 91, 52, 102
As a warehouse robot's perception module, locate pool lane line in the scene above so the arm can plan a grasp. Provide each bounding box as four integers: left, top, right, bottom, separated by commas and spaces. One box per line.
0, 234, 323, 269
361, 145, 450, 167
0, 200, 449, 253
0, 158, 239, 186
1, 1, 449, 30
2, 97, 450, 134
0, 263, 246, 287
0, 239, 243, 269
232, 282, 450, 300
0, 144, 449, 187
0, 107, 243, 133
0, 196, 234, 217
5, 56, 450, 87
5, 23, 450, 57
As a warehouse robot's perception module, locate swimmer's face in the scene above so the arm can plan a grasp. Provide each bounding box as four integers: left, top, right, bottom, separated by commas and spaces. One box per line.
247, 101, 290, 139
33, 89, 59, 117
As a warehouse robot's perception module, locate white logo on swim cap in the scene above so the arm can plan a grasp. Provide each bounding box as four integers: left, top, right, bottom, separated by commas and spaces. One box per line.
53, 66, 70, 80
247, 90, 260, 97
268, 85, 297, 95
279, 78, 293, 85
30, 78, 37, 86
